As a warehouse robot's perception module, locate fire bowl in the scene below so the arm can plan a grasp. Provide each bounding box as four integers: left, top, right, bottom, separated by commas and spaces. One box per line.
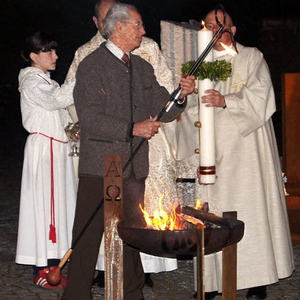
117, 216, 244, 257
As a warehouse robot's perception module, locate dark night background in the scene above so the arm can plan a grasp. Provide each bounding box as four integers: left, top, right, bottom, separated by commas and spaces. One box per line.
0, 0, 300, 160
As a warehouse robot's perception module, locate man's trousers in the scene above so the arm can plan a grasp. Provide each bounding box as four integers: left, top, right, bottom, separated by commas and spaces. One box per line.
62, 175, 145, 300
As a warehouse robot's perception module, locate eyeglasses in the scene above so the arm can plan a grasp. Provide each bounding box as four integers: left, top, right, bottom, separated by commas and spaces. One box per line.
205, 22, 233, 33
205, 23, 222, 31
123, 21, 144, 30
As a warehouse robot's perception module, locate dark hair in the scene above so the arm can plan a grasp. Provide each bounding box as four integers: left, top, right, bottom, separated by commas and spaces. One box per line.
94, 0, 103, 18
21, 31, 57, 64
94, 0, 117, 18
203, 3, 234, 25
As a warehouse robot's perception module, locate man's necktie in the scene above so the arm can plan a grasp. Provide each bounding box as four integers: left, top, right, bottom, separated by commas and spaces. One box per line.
122, 53, 130, 67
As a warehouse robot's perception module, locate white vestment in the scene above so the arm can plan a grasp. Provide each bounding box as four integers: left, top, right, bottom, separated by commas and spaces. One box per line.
65, 32, 177, 273
177, 43, 295, 291
16, 67, 76, 266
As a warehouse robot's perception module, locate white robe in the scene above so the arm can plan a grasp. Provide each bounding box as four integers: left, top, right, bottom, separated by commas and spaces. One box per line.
65, 32, 177, 273
15, 67, 76, 266
177, 43, 295, 291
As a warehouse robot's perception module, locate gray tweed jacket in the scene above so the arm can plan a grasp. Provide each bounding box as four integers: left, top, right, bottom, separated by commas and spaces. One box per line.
74, 43, 185, 178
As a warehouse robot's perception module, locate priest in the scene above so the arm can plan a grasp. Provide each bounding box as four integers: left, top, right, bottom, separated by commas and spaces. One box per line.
194, 8, 295, 300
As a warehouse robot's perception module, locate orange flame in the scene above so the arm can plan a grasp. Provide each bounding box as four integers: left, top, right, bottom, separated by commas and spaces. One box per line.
220, 42, 237, 56
139, 195, 183, 230
140, 195, 207, 231
195, 199, 203, 210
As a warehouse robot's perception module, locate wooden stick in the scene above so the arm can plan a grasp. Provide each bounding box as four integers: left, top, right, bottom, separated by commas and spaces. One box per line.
196, 225, 205, 300
222, 211, 237, 300
178, 205, 227, 227
104, 155, 123, 300
58, 248, 73, 268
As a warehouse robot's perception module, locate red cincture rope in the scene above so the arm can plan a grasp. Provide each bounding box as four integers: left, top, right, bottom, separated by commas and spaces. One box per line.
31, 132, 68, 243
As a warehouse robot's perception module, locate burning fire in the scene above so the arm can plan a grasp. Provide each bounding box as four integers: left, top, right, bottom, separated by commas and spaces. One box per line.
195, 199, 203, 210
139, 197, 205, 231
220, 42, 237, 56
139, 195, 183, 230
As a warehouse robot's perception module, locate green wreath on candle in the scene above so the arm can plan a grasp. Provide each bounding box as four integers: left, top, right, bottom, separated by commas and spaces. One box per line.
181, 60, 232, 81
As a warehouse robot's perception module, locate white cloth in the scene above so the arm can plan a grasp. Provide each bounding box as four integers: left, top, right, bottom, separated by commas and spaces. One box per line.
177, 43, 295, 291
15, 67, 77, 266
65, 32, 177, 273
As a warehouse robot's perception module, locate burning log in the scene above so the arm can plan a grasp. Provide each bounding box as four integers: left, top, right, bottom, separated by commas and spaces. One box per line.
176, 212, 205, 229
177, 205, 229, 227
177, 205, 244, 249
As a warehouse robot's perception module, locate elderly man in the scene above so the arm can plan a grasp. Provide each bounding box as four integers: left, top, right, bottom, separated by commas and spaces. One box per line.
66, 0, 179, 286
62, 3, 195, 300
188, 8, 294, 300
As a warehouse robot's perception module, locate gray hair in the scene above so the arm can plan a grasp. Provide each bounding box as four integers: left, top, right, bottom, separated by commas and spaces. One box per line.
103, 3, 137, 38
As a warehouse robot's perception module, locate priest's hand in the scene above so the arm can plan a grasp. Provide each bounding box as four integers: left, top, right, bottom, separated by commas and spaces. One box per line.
132, 116, 160, 139
202, 89, 226, 108
179, 75, 195, 99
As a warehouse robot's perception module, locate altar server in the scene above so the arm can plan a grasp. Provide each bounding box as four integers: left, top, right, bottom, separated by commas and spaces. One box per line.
15, 31, 76, 289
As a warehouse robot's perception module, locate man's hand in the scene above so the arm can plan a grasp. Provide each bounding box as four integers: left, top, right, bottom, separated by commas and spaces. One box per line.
179, 75, 195, 99
132, 116, 160, 139
68, 133, 80, 142
201, 89, 226, 107
65, 122, 80, 142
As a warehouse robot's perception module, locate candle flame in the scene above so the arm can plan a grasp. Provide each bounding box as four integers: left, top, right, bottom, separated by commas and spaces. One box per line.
220, 42, 237, 56
200, 20, 209, 31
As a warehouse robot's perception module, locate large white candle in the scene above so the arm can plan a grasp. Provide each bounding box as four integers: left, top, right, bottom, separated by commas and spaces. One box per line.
197, 24, 213, 62
197, 25, 216, 184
